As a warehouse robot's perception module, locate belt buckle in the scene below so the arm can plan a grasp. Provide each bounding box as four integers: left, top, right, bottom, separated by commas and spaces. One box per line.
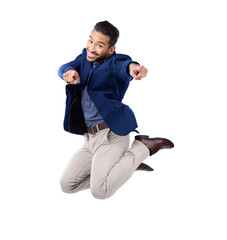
91, 126, 96, 134
91, 124, 99, 134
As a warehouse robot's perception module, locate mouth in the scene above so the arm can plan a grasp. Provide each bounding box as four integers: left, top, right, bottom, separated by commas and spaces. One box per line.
87, 49, 99, 59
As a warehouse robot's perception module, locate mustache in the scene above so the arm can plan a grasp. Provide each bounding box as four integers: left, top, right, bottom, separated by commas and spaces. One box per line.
87, 49, 99, 56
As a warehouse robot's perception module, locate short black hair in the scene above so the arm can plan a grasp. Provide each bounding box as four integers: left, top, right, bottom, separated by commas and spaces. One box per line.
94, 21, 120, 47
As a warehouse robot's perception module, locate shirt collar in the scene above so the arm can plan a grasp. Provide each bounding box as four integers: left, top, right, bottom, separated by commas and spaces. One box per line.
92, 52, 115, 68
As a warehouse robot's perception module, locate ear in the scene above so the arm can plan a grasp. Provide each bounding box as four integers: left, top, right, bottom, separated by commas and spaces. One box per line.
108, 46, 116, 55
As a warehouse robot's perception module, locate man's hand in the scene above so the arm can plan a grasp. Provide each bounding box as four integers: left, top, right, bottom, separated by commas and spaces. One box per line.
63, 70, 80, 85
129, 63, 148, 80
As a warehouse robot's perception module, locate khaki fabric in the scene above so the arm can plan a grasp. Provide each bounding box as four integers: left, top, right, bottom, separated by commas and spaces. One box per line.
60, 128, 149, 199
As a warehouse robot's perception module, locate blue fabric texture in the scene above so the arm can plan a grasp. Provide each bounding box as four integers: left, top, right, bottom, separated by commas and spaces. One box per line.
81, 86, 104, 127
58, 48, 139, 136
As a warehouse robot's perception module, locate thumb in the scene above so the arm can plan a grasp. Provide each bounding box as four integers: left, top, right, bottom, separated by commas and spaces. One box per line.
72, 71, 79, 79
133, 65, 143, 74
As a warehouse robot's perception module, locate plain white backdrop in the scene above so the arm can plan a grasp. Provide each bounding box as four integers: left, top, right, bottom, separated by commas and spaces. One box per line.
0, 0, 226, 239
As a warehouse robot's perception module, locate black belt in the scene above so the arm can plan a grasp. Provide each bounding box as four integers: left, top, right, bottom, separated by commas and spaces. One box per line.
87, 122, 108, 134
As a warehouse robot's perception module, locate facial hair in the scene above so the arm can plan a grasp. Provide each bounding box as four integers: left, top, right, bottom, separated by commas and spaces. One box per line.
86, 48, 110, 63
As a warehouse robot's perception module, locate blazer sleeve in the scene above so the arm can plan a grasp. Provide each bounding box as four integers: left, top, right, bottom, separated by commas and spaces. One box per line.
115, 59, 140, 82
58, 54, 82, 80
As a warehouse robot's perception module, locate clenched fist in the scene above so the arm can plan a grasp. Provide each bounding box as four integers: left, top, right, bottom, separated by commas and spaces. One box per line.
129, 63, 148, 80
63, 70, 80, 85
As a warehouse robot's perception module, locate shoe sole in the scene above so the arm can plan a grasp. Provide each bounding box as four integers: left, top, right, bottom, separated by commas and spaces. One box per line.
135, 136, 174, 148
135, 135, 149, 140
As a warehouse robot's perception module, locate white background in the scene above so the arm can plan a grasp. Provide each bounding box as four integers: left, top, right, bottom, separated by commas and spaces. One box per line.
0, 0, 226, 239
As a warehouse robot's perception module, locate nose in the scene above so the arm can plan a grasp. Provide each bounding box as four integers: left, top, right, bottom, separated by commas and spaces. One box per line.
90, 44, 95, 52
89, 43, 96, 53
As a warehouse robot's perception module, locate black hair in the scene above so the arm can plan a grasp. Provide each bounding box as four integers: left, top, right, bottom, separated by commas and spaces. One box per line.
94, 21, 120, 47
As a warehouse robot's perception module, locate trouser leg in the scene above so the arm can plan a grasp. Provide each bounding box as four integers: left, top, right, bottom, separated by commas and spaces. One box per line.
90, 129, 150, 199
60, 140, 92, 194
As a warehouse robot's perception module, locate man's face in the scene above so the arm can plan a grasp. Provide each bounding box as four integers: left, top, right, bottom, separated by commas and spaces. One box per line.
86, 30, 115, 63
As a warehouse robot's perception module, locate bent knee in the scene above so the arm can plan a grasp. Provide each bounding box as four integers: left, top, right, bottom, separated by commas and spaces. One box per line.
91, 187, 113, 200
60, 178, 75, 194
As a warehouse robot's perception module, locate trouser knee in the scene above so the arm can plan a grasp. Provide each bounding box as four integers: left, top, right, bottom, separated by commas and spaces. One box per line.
60, 177, 76, 194
91, 186, 113, 200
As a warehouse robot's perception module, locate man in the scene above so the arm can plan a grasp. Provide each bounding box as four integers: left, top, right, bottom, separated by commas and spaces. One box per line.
58, 21, 174, 199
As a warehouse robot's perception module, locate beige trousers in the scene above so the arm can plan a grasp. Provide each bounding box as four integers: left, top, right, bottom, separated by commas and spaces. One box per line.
60, 128, 149, 199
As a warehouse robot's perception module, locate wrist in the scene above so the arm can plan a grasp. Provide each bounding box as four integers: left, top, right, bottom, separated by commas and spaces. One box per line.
127, 62, 140, 76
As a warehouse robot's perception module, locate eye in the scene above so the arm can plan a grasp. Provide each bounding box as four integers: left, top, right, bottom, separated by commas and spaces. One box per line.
98, 44, 103, 48
88, 39, 93, 43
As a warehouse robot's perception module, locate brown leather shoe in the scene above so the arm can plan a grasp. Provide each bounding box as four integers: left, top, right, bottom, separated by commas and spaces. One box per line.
135, 135, 174, 155
136, 163, 153, 171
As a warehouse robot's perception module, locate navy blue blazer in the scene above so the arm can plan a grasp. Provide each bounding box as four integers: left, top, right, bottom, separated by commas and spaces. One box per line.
58, 48, 139, 136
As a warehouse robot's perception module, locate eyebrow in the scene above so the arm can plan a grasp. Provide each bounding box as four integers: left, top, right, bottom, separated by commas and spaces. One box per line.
89, 35, 106, 46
